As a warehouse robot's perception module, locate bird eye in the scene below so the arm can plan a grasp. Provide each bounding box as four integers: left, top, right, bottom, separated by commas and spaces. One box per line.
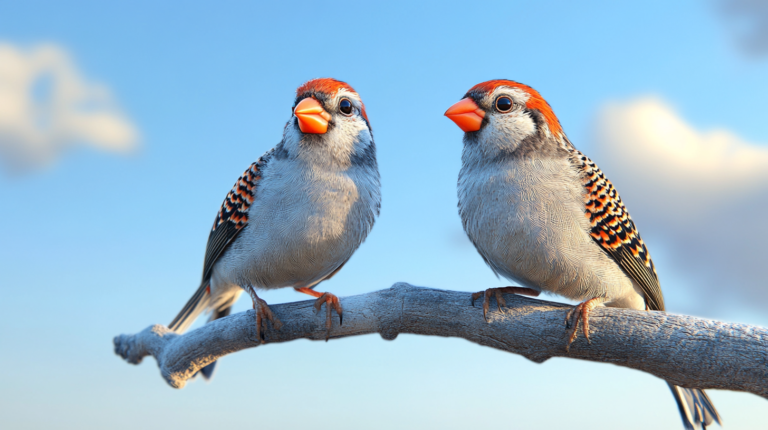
339, 98, 353, 116
495, 96, 513, 113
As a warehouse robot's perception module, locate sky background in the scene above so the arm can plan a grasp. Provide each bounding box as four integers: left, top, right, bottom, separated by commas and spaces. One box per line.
1, 1, 767, 429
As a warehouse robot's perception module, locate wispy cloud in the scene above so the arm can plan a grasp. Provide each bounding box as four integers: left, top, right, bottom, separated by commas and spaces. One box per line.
0, 43, 138, 173
593, 97, 768, 313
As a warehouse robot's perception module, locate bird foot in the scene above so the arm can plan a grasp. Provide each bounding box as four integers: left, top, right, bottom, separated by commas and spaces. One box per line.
245, 286, 282, 343
312, 292, 343, 341
565, 296, 606, 352
295, 287, 343, 341
471, 286, 540, 322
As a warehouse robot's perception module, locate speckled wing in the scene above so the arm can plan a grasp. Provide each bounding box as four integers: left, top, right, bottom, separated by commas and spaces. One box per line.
169, 149, 273, 333
201, 149, 273, 282
570, 150, 665, 311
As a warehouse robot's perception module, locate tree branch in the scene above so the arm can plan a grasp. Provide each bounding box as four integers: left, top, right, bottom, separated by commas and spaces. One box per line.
114, 283, 768, 396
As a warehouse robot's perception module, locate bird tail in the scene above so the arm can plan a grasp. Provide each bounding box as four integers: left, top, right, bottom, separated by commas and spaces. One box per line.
168, 282, 211, 334
169, 283, 240, 380
667, 383, 722, 429
197, 305, 234, 380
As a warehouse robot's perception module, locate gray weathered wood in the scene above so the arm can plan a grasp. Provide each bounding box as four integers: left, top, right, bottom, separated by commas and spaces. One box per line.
114, 283, 768, 396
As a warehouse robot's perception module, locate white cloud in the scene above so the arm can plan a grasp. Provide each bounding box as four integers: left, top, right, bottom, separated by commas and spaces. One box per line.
0, 43, 138, 173
593, 97, 768, 314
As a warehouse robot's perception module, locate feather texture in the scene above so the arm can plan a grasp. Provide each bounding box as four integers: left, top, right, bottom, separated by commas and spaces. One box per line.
169, 150, 272, 333
570, 149, 665, 312
203, 149, 272, 282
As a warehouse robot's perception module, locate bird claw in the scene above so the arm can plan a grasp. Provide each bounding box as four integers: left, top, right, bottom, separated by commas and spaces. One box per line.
245, 286, 282, 343
565, 296, 606, 352
255, 298, 282, 342
312, 292, 343, 341
471, 287, 540, 322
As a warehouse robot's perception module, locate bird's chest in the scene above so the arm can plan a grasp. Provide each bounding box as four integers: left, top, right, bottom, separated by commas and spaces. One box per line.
250, 168, 364, 246
458, 157, 597, 293
215, 161, 378, 290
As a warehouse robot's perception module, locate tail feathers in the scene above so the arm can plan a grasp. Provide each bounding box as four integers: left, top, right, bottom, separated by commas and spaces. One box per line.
169, 282, 211, 334
668, 383, 722, 429
196, 306, 233, 380
199, 362, 217, 380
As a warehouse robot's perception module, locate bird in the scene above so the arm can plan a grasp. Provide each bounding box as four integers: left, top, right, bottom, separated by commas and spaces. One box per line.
168, 78, 381, 379
445, 79, 721, 429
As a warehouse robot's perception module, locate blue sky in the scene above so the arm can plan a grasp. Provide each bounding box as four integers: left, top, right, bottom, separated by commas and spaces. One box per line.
1, 1, 767, 429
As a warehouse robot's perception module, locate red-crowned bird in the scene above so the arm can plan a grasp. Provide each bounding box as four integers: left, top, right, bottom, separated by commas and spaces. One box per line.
445, 79, 720, 430
169, 78, 380, 378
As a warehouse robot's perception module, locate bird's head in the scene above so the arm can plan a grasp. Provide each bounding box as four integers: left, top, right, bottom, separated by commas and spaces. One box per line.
282, 78, 374, 168
445, 80, 567, 161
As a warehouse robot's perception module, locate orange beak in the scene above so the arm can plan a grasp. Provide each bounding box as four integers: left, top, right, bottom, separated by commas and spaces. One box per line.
294, 97, 332, 134
444, 98, 485, 132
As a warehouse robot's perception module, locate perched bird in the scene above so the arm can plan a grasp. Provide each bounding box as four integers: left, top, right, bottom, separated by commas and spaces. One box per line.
169, 78, 380, 378
445, 79, 721, 429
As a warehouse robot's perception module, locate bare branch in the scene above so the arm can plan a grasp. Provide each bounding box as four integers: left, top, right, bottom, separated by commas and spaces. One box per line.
114, 283, 768, 396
